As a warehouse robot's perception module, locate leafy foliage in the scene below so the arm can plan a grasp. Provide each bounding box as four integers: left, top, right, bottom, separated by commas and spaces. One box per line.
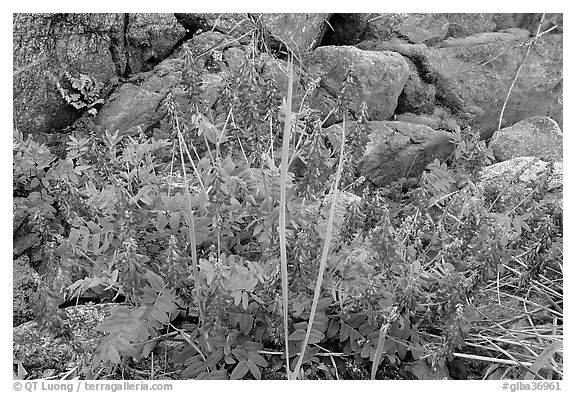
14, 29, 562, 380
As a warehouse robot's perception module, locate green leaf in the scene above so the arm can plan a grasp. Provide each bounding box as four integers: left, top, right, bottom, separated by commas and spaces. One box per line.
150, 306, 169, 325
234, 290, 242, 306
327, 319, 340, 338
231, 348, 248, 361
197, 369, 229, 380
92, 233, 101, 254
246, 351, 268, 368
206, 348, 224, 368
242, 291, 249, 310
181, 358, 206, 379
524, 342, 563, 380
156, 212, 168, 231
169, 212, 181, 231
156, 292, 178, 314
106, 344, 121, 364
246, 359, 261, 380
307, 329, 325, 345
230, 360, 249, 380
114, 336, 138, 356
288, 329, 307, 341
146, 270, 165, 292
95, 319, 128, 333
238, 314, 254, 335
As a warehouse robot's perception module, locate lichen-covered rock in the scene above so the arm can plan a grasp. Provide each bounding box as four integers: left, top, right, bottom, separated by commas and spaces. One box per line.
481, 157, 562, 192
440, 13, 552, 38
427, 32, 562, 138
305, 46, 409, 126
94, 28, 307, 136
394, 111, 460, 133
357, 31, 562, 140
480, 156, 562, 213
13, 256, 39, 327
176, 13, 329, 54
94, 83, 166, 135
126, 13, 186, 74
490, 116, 563, 162
13, 303, 115, 377
13, 13, 124, 136
365, 14, 450, 46
323, 13, 557, 46
258, 13, 329, 53
14, 13, 187, 137
347, 120, 455, 186
95, 39, 190, 134
436, 28, 531, 48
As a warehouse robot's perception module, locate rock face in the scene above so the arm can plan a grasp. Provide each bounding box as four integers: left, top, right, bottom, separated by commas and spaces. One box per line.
356, 121, 455, 186
260, 13, 330, 53
94, 57, 183, 135
175, 13, 329, 54
13, 14, 123, 135
305, 46, 410, 126
427, 32, 562, 138
126, 13, 186, 74
13, 13, 185, 136
490, 116, 563, 162
364, 14, 450, 46
95, 30, 301, 136
360, 29, 562, 139
322, 13, 563, 46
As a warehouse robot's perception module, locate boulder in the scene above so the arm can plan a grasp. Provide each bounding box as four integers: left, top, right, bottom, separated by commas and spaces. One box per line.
176, 13, 329, 54
490, 116, 562, 162
95, 45, 186, 135
481, 156, 562, 192
305, 46, 409, 126
94, 83, 167, 135
260, 13, 330, 53
125, 13, 186, 74
365, 14, 450, 46
95, 30, 300, 136
338, 120, 455, 186
440, 13, 554, 38
394, 111, 460, 133
427, 32, 562, 138
436, 28, 531, 48
323, 13, 559, 46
